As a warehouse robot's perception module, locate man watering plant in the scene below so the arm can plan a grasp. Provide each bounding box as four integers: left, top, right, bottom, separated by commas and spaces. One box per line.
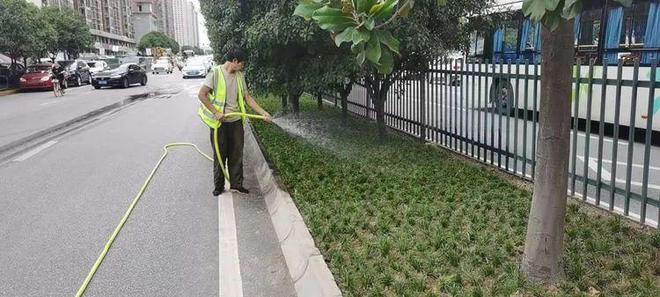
197, 47, 272, 196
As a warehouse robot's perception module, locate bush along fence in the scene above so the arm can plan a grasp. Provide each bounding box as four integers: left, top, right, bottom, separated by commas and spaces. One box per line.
330, 57, 659, 228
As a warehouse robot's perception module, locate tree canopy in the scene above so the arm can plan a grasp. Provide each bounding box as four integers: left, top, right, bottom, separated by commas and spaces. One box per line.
138, 31, 180, 55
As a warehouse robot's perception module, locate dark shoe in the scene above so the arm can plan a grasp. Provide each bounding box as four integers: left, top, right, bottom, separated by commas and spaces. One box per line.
213, 189, 224, 196
230, 186, 250, 194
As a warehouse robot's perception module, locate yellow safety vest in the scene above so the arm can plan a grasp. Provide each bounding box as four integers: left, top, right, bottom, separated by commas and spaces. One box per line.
198, 66, 247, 128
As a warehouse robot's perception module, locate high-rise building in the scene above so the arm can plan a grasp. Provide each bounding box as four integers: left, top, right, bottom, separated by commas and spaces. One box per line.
156, 0, 175, 38
30, 0, 137, 55
31, 0, 73, 8
172, 0, 199, 47
131, 0, 158, 42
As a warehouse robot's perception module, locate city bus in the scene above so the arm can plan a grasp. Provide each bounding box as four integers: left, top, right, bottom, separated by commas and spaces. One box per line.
462, 0, 660, 136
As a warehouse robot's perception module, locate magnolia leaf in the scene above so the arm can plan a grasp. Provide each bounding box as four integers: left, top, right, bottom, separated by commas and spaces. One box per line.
377, 48, 394, 74
352, 28, 371, 44
562, 0, 582, 20
293, 2, 324, 20
357, 0, 378, 13
375, 30, 399, 54
365, 16, 376, 30
399, 0, 413, 17
334, 27, 355, 46
373, 0, 399, 21
544, 0, 561, 11
365, 35, 381, 63
357, 50, 367, 65
522, 0, 549, 23
312, 6, 356, 32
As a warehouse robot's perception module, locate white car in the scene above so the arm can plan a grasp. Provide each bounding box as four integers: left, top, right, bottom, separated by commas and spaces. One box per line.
87, 60, 108, 75
152, 60, 173, 74
181, 60, 208, 78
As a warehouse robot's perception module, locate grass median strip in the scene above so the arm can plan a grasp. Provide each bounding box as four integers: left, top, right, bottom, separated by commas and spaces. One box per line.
252, 96, 659, 296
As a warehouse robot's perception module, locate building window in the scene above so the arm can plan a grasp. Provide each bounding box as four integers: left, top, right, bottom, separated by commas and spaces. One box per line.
620, 1, 650, 45
139, 5, 142, 12
578, 8, 601, 47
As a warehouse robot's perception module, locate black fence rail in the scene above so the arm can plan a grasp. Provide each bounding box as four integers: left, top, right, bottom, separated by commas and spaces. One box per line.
334, 57, 659, 227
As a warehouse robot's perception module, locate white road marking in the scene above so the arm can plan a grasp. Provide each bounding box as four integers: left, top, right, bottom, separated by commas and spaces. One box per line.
576, 156, 660, 190
40, 101, 59, 106
13, 140, 58, 162
600, 158, 660, 171
218, 189, 243, 297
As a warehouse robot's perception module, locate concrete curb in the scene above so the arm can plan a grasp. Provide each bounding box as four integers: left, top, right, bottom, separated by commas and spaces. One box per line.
243, 124, 343, 297
0, 88, 18, 96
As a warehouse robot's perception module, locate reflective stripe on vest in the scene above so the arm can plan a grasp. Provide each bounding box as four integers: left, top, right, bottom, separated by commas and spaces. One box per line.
198, 66, 248, 128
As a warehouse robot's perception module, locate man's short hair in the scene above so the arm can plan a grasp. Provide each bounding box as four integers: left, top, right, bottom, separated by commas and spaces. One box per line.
226, 48, 247, 63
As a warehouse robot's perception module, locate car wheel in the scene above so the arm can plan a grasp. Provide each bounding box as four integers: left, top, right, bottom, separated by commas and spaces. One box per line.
122, 77, 129, 88
140, 76, 147, 86
94, 86, 101, 89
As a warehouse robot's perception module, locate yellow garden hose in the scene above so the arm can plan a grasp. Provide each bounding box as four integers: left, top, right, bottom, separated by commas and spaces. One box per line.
75, 112, 266, 297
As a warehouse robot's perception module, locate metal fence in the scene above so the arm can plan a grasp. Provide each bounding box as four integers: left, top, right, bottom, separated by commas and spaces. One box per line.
340, 58, 659, 228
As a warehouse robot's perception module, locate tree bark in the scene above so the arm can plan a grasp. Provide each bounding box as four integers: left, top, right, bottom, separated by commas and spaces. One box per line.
289, 91, 301, 114
281, 94, 288, 110
374, 96, 386, 139
520, 19, 575, 283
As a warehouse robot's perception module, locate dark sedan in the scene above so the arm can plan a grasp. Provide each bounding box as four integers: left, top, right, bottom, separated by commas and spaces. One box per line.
92, 63, 148, 89
59, 60, 92, 87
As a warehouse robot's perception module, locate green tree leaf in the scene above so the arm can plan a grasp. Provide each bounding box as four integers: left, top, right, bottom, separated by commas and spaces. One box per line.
365, 34, 381, 63
352, 29, 371, 44
312, 5, 356, 32
562, 0, 582, 19
522, 0, 550, 23
356, 0, 378, 13
374, 30, 399, 54
365, 17, 376, 30
294, 2, 324, 20
372, 0, 399, 22
376, 48, 393, 74
334, 27, 355, 46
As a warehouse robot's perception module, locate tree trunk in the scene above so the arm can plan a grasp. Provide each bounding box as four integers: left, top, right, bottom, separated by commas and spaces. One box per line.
521, 19, 575, 283
374, 96, 386, 140
289, 91, 301, 114
317, 93, 323, 110
281, 94, 288, 110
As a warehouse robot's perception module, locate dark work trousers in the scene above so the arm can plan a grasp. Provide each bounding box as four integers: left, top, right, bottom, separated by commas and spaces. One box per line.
210, 121, 244, 191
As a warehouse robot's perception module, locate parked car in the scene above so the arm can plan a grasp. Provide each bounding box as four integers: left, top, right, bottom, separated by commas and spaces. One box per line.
92, 63, 147, 89
182, 59, 208, 78
59, 60, 92, 87
87, 60, 108, 74
19, 63, 65, 91
152, 59, 173, 74
1, 62, 26, 90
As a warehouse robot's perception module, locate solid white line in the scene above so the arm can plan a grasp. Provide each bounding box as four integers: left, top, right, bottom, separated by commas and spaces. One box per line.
13, 140, 58, 162
600, 158, 660, 171
40, 101, 59, 106
218, 190, 243, 297
576, 156, 660, 190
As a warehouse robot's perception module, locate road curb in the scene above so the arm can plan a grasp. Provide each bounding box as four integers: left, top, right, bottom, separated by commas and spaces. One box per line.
244, 124, 343, 297
0, 88, 18, 96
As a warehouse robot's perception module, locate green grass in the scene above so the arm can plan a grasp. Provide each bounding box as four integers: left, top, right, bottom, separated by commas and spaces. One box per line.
252, 95, 660, 296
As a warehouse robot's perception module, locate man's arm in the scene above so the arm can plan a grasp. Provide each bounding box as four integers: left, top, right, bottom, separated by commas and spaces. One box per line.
197, 85, 223, 120
245, 90, 272, 123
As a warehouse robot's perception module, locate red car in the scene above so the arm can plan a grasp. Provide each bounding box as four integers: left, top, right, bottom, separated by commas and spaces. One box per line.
19, 64, 67, 91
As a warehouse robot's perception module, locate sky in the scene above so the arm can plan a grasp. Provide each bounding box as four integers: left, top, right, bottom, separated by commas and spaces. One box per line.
190, 0, 211, 49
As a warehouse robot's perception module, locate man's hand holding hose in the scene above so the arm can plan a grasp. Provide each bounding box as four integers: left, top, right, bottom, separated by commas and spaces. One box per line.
214, 109, 272, 123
